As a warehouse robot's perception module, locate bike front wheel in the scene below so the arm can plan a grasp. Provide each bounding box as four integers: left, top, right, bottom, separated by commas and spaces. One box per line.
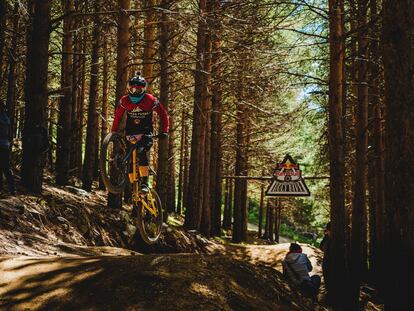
134, 189, 163, 245
100, 132, 128, 194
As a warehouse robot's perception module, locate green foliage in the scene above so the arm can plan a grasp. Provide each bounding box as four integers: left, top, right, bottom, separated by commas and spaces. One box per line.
280, 223, 321, 247
292, 198, 315, 228
247, 198, 260, 225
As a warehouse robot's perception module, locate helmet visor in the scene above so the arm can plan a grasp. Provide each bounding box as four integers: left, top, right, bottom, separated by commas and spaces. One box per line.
128, 85, 145, 94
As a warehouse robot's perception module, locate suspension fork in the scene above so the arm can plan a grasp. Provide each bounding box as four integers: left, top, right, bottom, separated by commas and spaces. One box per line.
131, 146, 141, 202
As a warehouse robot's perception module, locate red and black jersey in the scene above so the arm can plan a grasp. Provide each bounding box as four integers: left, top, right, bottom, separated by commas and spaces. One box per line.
111, 93, 169, 135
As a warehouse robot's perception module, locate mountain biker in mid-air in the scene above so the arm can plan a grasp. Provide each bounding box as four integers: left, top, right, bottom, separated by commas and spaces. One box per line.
111, 74, 169, 194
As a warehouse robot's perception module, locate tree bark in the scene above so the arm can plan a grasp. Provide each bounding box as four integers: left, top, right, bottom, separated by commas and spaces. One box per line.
99, 35, 109, 190
274, 200, 281, 243
350, 0, 369, 307
182, 115, 190, 210
184, 0, 207, 230
167, 111, 176, 214
210, 0, 223, 237
0, 0, 6, 88
108, 0, 130, 208
268, 200, 274, 243
200, 1, 213, 237
223, 177, 233, 230
232, 50, 249, 243
82, 0, 100, 191
177, 110, 186, 214
157, 0, 172, 216
76, 42, 86, 179
56, 0, 74, 186
142, 0, 157, 92
367, 0, 386, 291
263, 198, 269, 239
258, 182, 264, 238
6, 3, 19, 143
327, 0, 351, 307
21, 0, 52, 193
382, 1, 414, 309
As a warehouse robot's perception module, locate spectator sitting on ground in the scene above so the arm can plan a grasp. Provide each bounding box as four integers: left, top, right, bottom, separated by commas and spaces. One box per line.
282, 242, 321, 299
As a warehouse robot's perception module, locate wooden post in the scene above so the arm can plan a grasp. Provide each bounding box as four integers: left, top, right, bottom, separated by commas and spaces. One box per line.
274, 198, 281, 243
263, 198, 269, 239
258, 181, 264, 238
268, 199, 274, 243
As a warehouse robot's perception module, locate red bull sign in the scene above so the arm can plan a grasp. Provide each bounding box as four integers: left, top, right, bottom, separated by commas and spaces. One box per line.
266, 154, 310, 197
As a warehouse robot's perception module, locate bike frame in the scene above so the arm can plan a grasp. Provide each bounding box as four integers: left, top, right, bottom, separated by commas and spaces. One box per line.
124, 139, 158, 217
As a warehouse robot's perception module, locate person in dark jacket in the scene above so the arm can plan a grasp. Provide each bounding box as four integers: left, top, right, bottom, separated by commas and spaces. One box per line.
0, 102, 15, 195
282, 242, 321, 299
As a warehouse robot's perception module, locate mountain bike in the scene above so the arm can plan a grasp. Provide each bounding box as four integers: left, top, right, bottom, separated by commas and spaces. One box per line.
100, 132, 163, 245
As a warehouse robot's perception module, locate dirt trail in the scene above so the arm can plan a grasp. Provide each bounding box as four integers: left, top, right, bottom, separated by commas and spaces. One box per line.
0, 185, 381, 311
0, 246, 325, 311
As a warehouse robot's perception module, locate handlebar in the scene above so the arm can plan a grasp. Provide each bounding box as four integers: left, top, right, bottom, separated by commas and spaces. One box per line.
125, 133, 168, 144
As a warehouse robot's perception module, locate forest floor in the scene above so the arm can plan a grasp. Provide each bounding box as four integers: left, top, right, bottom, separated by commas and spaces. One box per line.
0, 178, 384, 311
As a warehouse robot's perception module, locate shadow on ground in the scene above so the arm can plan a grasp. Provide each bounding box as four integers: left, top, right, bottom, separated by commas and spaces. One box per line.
0, 254, 324, 311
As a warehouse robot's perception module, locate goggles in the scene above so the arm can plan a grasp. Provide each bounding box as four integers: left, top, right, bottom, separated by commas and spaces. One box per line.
128, 85, 145, 94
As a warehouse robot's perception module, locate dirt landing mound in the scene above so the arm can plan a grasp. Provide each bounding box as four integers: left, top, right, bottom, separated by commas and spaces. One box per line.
0, 254, 325, 311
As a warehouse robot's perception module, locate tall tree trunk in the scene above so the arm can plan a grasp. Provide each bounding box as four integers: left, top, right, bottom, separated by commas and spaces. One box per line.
93, 117, 100, 179
200, 2, 213, 237
184, 0, 207, 230
70, 8, 83, 178
99, 35, 109, 190
167, 113, 176, 214
56, 0, 74, 185
142, 0, 157, 92
382, 1, 414, 309
177, 110, 186, 214
327, 0, 351, 307
108, 0, 130, 208
263, 197, 270, 239
82, 0, 100, 191
232, 51, 249, 243
200, 106, 211, 236
71, 34, 86, 179
47, 104, 56, 169
157, 0, 172, 216
21, 0, 52, 193
76, 44, 86, 179
350, 0, 369, 307
368, 0, 385, 290
223, 177, 229, 228
258, 181, 265, 238
210, 0, 223, 237
6, 3, 20, 143
70, 2, 80, 170
182, 115, 190, 209
0, 0, 6, 88
223, 177, 232, 230
268, 200, 274, 242
232, 104, 249, 242
275, 200, 281, 243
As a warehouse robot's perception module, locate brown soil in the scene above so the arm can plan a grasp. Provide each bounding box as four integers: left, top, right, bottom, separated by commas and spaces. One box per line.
0, 183, 383, 311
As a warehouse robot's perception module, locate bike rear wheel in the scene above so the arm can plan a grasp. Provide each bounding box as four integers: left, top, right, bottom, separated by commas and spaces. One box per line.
100, 132, 128, 194
134, 189, 163, 245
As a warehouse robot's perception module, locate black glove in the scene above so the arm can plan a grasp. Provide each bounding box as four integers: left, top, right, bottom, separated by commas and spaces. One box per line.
159, 132, 169, 139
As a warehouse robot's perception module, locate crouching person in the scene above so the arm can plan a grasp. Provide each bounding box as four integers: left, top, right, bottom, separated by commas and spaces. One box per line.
282, 242, 321, 300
